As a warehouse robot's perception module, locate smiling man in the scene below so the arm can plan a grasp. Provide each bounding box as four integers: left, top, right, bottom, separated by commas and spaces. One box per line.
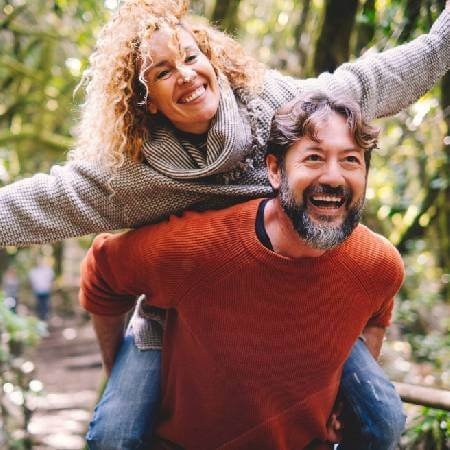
80, 92, 404, 450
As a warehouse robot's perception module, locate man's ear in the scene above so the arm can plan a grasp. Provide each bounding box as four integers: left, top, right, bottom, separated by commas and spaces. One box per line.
266, 153, 282, 190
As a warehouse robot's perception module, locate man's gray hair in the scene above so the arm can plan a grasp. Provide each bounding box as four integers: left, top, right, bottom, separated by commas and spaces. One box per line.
267, 92, 379, 168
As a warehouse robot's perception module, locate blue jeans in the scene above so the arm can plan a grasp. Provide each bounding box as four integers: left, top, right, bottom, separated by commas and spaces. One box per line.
35, 292, 50, 321
337, 338, 405, 450
86, 328, 161, 450
87, 336, 405, 450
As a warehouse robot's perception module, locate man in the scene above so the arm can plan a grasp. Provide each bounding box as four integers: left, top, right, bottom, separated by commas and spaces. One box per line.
80, 92, 405, 449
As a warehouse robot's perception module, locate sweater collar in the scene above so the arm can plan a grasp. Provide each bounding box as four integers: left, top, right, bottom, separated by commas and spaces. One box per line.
141, 76, 253, 180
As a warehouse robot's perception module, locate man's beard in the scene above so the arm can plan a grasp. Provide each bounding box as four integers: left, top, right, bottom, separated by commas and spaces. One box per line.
279, 170, 365, 250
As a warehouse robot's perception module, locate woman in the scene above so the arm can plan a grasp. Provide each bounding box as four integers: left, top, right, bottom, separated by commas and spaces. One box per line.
0, 0, 448, 448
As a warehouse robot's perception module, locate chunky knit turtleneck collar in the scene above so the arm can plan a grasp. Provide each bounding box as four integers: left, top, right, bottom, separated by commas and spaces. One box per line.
141, 76, 254, 180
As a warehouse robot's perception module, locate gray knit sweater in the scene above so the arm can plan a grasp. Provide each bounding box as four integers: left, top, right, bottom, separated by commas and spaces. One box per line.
0, 10, 449, 248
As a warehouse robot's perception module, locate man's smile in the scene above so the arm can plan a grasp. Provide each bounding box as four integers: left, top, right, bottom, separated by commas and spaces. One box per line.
309, 194, 345, 209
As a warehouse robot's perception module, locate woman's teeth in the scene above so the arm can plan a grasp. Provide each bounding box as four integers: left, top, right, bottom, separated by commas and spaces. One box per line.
179, 86, 205, 104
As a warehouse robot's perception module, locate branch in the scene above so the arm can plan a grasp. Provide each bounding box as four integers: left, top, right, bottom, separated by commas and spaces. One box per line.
0, 56, 45, 81
396, 182, 442, 253
394, 382, 450, 411
7, 23, 65, 40
0, 126, 73, 152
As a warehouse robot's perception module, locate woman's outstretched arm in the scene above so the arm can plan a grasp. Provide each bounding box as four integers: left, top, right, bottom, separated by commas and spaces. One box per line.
0, 161, 130, 246
278, 5, 450, 120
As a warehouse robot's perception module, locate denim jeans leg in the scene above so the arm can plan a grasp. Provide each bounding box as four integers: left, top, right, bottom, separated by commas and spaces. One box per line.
86, 328, 162, 450
337, 339, 405, 450
36, 293, 50, 321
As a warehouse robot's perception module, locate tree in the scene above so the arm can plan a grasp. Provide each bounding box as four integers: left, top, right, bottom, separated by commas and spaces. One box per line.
211, 0, 242, 34
313, 0, 359, 74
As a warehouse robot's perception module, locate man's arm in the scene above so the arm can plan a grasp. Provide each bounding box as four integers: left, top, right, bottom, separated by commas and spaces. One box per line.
91, 312, 127, 377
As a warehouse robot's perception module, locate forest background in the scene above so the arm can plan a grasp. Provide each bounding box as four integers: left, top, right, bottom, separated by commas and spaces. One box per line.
0, 0, 449, 448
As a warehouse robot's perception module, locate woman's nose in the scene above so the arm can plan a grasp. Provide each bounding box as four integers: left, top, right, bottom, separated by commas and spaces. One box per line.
177, 66, 196, 84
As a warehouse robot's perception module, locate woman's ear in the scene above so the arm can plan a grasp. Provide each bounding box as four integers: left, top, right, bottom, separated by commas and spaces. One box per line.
266, 153, 282, 190
147, 101, 158, 115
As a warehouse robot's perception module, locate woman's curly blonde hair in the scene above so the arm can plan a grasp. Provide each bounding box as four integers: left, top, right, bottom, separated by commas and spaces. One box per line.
70, 0, 265, 168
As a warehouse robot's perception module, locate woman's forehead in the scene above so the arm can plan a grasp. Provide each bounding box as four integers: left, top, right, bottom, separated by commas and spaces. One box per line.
148, 27, 198, 62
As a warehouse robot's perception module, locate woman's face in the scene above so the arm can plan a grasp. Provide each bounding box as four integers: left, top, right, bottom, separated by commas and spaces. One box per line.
145, 28, 220, 134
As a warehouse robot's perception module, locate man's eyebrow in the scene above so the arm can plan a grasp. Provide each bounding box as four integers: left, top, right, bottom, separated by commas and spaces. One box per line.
303, 145, 324, 152
303, 146, 362, 153
341, 147, 363, 153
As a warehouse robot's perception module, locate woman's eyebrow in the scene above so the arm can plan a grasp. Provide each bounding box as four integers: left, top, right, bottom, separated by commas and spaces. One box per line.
150, 60, 170, 69
149, 46, 198, 70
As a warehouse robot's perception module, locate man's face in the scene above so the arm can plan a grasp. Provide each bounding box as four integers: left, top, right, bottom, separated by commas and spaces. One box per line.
271, 112, 367, 249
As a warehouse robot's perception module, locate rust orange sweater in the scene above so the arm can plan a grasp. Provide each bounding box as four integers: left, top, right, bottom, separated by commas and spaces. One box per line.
80, 199, 404, 450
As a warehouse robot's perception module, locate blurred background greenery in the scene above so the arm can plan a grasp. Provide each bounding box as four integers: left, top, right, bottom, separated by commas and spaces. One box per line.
0, 0, 449, 448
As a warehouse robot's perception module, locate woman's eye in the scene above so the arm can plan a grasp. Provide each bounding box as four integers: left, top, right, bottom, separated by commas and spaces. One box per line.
185, 54, 198, 64
156, 69, 171, 80
306, 154, 322, 162
345, 156, 360, 163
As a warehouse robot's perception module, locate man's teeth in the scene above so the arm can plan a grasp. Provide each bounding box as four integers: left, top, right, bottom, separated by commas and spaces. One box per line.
312, 196, 342, 202
310, 195, 344, 208
179, 86, 205, 104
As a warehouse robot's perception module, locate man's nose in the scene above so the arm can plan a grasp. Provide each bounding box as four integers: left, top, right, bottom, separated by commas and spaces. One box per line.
177, 65, 196, 84
318, 161, 345, 187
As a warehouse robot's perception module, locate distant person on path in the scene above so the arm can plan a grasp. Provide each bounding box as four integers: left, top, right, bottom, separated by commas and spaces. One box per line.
2, 266, 20, 313
29, 261, 54, 321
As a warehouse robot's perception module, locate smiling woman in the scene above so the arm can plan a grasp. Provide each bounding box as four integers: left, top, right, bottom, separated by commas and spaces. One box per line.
72, 0, 264, 166
143, 27, 220, 134
0, 0, 449, 449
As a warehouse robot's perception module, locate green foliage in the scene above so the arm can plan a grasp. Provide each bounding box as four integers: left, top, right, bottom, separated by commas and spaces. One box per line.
0, 0, 108, 181
402, 407, 449, 450
0, 298, 44, 449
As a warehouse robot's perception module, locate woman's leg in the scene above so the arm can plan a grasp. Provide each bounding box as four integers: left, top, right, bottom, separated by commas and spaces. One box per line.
337, 338, 406, 450
86, 327, 161, 450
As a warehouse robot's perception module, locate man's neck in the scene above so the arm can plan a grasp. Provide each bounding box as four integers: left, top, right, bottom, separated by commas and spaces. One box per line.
264, 198, 326, 259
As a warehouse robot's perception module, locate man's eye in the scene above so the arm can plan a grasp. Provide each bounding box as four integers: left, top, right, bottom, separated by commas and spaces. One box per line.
345, 156, 360, 163
185, 54, 198, 64
156, 69, 171, 80
306, 154, 322, 162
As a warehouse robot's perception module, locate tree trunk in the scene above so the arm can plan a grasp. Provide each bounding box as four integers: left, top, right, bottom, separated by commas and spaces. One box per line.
355, 0, 376, 55
398, 0, 423, 44
211, 0, 241, 34
294, 0, 312, 70
438, 70, 450, 301
313, 0, 359, 74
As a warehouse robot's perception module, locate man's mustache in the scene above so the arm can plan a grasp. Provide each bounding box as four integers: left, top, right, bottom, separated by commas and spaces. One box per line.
303, 184, 353, 206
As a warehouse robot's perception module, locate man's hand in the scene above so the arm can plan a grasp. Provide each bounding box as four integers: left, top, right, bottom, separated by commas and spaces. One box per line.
91, 312, 127, 376
325, 399, 344, 443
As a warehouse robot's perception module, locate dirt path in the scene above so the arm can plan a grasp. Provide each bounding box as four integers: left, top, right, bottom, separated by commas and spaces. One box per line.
29, 317, 103, 450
